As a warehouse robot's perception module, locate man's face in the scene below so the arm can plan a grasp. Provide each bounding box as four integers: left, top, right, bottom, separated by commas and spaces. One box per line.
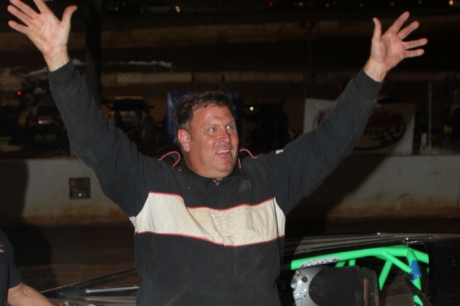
178, 105, 239, 179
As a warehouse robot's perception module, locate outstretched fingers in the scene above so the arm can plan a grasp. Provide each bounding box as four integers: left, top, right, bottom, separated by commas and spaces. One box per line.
405, 49, 425, 58
7, 6, 32, 31
7, 19, 25, 35
387, 11, 410, 34
32, 0, 52, 14
403, 38, 428, 57
397, 21, 420, 41
8, 0, 38, 21
404, 38, 428, 50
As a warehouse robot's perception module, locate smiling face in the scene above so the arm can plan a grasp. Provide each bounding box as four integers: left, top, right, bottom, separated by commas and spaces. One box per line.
178, 105, 239, 179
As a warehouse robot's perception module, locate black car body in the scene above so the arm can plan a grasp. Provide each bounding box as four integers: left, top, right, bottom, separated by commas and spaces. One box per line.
42, 233, 460, 305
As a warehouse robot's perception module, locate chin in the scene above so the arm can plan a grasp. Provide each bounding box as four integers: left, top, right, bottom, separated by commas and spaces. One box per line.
215, 166, 233, 177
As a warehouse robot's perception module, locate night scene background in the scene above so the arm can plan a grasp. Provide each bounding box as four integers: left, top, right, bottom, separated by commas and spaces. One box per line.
0, 0, 460, 299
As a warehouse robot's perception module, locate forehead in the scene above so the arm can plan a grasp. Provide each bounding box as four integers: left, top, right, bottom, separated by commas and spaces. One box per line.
191, 105, 234, 125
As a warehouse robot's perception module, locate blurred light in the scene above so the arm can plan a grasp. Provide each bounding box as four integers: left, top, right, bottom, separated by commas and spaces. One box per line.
249, 106, 254, 111
449, 0, 453, 5
175, 6, 181, 13
16, 91, 22, 97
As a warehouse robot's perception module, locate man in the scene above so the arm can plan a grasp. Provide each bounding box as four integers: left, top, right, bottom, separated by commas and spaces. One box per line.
0, 229, 53, 305
7, 0, 427, 304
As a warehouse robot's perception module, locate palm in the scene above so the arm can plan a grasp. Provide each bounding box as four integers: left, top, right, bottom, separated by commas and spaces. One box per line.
374, 34, 407, 71
33, 14, 70, 54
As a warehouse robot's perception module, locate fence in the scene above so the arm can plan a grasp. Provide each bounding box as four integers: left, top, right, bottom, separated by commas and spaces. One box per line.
1, 74, 459, 159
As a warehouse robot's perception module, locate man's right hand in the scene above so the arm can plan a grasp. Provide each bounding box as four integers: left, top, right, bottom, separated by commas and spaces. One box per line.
8, 0, 77, 71
364, 11, 427, 82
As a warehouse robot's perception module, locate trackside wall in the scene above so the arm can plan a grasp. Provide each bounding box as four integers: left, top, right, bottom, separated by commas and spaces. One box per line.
1, 155, 460, 225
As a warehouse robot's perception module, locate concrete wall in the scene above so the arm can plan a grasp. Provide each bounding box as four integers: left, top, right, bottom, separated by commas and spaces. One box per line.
291, 154, 460, 220
1, 154, 460, 225
0, 158, 126, 225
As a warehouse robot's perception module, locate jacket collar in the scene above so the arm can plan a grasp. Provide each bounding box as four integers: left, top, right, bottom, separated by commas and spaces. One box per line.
180, 161, 242, 185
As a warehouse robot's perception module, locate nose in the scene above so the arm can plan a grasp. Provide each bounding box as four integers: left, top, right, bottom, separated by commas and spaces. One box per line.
219, 128, 231, 142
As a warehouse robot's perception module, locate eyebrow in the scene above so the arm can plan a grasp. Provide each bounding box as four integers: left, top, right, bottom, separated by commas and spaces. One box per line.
202, 118, 235, 127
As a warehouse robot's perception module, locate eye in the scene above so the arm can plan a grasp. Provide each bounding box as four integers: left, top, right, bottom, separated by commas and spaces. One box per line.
226, 124, 236, 131
208, 127, 216, 132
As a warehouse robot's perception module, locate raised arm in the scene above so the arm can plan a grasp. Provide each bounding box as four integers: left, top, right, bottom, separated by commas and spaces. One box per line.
271, 12, 427, 213
364, 11, 427, 82
7, 0, 77, 71
8, 0, 158, 218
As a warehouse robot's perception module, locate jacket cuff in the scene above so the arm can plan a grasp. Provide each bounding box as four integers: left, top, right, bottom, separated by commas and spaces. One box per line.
48, 60, 76, 92
355, 69, 383, 101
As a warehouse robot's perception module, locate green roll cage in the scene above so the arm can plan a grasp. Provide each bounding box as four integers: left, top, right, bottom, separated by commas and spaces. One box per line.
282, 245, 429, 306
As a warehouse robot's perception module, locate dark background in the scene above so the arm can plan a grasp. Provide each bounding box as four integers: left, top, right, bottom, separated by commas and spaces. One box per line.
1, 0, 460, 293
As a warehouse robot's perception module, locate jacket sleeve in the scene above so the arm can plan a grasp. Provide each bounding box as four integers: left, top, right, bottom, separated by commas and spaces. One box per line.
270, 69, 382, 214
48, 61, 156, 216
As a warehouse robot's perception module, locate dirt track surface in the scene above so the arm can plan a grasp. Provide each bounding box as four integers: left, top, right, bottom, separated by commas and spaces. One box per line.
4, 222, 136, 291
4, 217, 460, 292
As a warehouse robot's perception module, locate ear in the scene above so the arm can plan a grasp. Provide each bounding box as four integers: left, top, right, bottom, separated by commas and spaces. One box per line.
177, 129, 191, 152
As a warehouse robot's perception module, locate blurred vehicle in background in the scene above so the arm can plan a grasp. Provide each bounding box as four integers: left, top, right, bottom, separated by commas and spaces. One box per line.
108, 96, 146, 132
19, 95, 69, 157
2, 95, 69, 159
15, 77, 50, 108
34, 95, 61, 126
107, 95, 146, 149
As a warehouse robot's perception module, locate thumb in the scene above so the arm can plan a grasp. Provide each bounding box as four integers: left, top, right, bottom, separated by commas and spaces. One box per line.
371, 17, 382, 42
62, 5, 77, 25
